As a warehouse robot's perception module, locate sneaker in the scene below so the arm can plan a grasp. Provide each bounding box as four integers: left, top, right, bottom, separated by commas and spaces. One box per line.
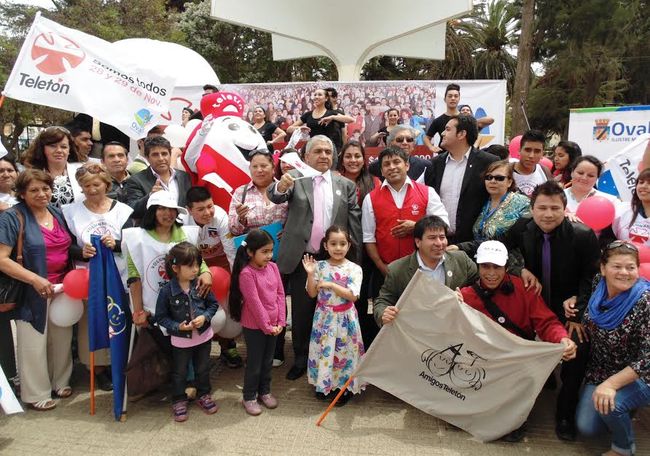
258, 393, 278, 409
272, 358, 285, 368
243, 399, 262, 416
197, 394, 219, 414
172, 400, 189, 422
222, 348, 243, 368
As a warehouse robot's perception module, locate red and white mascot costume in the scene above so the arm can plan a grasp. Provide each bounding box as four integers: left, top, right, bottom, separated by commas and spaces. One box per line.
181, 92, 267, 210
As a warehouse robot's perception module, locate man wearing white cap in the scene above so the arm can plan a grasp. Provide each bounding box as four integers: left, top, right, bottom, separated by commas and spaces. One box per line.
458, 240, 577, 441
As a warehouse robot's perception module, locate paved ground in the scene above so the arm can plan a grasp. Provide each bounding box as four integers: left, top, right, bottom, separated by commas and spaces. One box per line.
1, 338, 648, 456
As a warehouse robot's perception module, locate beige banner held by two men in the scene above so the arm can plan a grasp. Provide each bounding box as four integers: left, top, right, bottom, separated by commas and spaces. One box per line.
318, 271, 564, 442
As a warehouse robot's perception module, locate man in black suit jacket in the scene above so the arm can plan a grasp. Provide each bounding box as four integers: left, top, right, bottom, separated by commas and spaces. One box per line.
424, 115, 498, 243
502, 180, 600, 442
125, 136, 192, 220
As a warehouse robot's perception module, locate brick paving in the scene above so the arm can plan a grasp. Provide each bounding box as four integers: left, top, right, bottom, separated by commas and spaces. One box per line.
0, 339, 648, 455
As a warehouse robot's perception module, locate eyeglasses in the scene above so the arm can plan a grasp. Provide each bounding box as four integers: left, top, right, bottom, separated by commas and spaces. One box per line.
484, 174, 508, 182
605, 240, 638, 252
394, 137, 414, 143
75, 164, 107, 178
43, 126, 70, 135
248, 149, 273, 158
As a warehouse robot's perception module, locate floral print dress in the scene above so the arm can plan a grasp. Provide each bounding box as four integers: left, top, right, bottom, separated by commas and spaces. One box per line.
308, 259, 365, 394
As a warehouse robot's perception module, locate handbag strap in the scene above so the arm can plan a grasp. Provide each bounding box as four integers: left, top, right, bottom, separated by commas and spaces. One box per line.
471, 283, 534, 340
13, 209, 24, 267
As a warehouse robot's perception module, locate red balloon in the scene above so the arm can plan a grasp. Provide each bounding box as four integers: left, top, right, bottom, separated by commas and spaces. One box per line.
540, 157, 553, 170
632, 243, 650, 263
508, 135, 522, 159
63, 269, 90, 300
209, 266, 231, 301
639, 263, 650, 280
576, 196, 615, 231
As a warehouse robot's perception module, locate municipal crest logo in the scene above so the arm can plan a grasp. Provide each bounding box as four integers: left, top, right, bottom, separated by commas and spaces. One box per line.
593, 118, 611, 141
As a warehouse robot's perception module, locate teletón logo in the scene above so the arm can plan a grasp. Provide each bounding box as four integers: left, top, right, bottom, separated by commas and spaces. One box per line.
31, 32, 85, 75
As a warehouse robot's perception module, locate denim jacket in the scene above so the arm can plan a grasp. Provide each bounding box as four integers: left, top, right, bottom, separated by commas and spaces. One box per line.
155, 278, 219, 338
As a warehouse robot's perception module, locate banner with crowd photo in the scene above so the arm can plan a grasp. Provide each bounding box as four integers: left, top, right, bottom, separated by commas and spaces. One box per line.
569, 105, 650, 162
353, 271, 564, 442
220, 79, 506, 159
2, 13, 175, 140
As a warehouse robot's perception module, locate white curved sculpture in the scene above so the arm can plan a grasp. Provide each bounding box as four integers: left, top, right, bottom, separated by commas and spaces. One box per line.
210, 0, 472, 81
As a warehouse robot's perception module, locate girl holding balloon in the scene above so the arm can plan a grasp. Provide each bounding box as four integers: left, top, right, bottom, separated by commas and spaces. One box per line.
564, 156, 619, 214
0, 169, 82, 411
155, 242, 219, 422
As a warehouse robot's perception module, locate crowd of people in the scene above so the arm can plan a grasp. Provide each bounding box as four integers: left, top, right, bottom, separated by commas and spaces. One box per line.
0, 82, 648, 456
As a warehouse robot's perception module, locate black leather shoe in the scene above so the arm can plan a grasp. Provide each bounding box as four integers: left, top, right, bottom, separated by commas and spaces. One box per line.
96, 371, 113, 392
286, 365, 306, 380
555, 418, 576, 441
502, 422, 527, 442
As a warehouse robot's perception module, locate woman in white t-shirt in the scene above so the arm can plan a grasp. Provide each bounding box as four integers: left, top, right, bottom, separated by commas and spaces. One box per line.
564, 155, 619, 213
613, 168, 650, 245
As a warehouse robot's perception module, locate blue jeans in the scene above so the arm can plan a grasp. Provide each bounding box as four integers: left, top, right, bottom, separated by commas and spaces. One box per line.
576, 380, 650, 455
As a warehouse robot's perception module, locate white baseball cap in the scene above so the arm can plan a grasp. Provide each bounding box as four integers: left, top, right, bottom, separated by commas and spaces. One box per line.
475, 240, 508, 267
146, 190, 188, 216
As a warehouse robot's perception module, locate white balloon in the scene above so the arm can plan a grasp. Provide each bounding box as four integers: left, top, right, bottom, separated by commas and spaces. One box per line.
217, 315, 242, 339
49, 294, 84, 327
211, 308, 227, 334
164, 124, 191, 148
185, 119, 201, 134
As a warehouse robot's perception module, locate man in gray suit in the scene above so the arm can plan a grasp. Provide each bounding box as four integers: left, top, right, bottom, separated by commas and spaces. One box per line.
269, 135, 362, 380
375, 215, 478, 327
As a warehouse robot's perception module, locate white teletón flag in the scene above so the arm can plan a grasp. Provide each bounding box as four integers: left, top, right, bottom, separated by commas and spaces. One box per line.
3, 13, 175, 139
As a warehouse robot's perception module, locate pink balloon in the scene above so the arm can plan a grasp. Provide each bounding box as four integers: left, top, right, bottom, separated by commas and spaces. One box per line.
576, 196, 615, 231
632, 243, 650, 263
540, 157, 553, 170
508, 135, 522, 159
639, 263, 650, 280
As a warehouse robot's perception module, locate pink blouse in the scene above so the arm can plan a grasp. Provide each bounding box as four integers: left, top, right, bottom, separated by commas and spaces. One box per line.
41, 217, 72, 284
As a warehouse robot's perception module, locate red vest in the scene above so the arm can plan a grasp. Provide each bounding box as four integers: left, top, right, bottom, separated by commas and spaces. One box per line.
369, 181, 429, 264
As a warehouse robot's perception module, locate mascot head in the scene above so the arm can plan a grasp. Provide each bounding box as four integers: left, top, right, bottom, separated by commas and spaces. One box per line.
200, 92, 245, 118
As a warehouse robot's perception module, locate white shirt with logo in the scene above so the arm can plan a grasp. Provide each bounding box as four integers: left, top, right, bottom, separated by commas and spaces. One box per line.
513, 164, 548, 197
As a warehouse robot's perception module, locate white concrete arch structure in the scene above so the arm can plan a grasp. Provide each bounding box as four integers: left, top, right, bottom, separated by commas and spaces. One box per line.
210, 0, 473, 81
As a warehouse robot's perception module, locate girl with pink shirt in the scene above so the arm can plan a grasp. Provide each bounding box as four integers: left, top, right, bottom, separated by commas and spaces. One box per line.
229, 229, 286, 416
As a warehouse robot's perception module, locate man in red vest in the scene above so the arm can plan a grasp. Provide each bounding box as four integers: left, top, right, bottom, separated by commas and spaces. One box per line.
362, 146, 448, 298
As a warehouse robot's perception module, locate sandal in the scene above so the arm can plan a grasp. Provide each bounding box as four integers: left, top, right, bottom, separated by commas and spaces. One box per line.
53, 386, 72, 398
30, 399, 57, 411
172, 400, 189, 422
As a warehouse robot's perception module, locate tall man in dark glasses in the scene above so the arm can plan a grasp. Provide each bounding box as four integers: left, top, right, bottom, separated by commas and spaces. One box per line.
424, 115, 498, 243
503, 180, 600, 441
369, 125, 431, 183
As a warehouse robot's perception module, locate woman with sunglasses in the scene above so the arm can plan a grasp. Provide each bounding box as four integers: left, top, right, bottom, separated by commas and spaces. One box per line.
251, 106, 286, 153
22, 126, 84, 208
228, 149, 287, 236
612, 168, 650, 245
453, 160, 530, 255
62, 163, 134, 391
568, 241, 650, 456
